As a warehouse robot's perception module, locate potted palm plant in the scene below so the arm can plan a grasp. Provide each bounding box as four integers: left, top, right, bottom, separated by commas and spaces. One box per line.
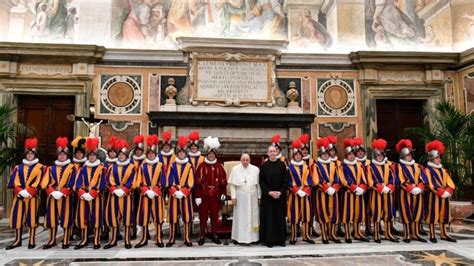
0, 104, 30, 216
405, 101, 473, 221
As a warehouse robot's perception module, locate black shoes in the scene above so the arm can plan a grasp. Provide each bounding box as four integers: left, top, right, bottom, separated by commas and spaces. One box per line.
374, 239, 382, 243
429, 238, 437, 243
5, 243, 21, 250
103, 242, 117, 249
93, 244, 101, 249
403, 239, 411, 243
74, 243, 87, 250
156, 242, 164, 248
413, 237, 427, 243
322, 239, 329, 244
135, 241, 148, 248
303, 239, 315, 244
42, 243, 56, 249
184, 241, 193, 247
198, 238, 205, 246
345, 238, 352, 243
62, 244, 70, 249
441, 237, 457, 243
166, 241, 175, 247
355, 237, 370, 242
289, 240, 296, 245
28, 244, 36, 249
330, 238, 342, 244
124, 243, 132, 249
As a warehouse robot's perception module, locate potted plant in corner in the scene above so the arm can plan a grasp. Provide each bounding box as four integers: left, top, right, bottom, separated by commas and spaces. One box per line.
405, 101, 473, 223
0, 104, 31, 217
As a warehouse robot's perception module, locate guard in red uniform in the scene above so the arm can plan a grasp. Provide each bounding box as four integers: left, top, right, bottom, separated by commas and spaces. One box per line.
195, 136, 227, 245
6, 138, 47, 250
424, 140, 456, 243
42, 137, 76, 249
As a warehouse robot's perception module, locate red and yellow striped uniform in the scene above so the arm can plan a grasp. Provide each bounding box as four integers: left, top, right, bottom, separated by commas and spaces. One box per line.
105, 162, 135, 227
425, 165, 455, 224
75, 162, 104, 229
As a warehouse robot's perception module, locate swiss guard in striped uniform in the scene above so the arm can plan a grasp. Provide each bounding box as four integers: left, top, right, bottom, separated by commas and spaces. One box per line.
130, 135, 145, 240
395, 139, 428, 243
70, 136, 87, 239
74, 137, 104, 250
353, 137, 372, 236
42, 137, 76, 249
328, 135, 341, 167
166, 136, 195, 247
159, 131, 176, 174
287, 138, 316, 245
104, 139, 136, 249
367, 139, 399, 243
135, 135, 166, 248
271, 134, 287, 164
314, 137, 341, 244
6, 138, 46, 250
340, 138, 369, 243
188, 131, 204, 170
195, 136, 227, 245
100, 136, 118, 241
424, 140, 456, 243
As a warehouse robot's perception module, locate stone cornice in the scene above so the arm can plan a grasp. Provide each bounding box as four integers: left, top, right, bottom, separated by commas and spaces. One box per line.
458, 48, 474, 69
0, 42, 105, 64
102, 49, 186, 65
176, 37, 288, 55
349, 51, 459, 69
279, 53, 353, 67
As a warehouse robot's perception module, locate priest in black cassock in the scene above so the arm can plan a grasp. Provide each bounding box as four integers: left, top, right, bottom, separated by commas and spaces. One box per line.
259, 145, 288, 248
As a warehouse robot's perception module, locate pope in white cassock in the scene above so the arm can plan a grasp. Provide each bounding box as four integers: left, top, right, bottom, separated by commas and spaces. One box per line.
229, 154, 261, 244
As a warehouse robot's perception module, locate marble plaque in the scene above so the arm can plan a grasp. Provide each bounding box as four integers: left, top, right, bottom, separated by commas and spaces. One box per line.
18, 64, 71, 76
194, 58, 271, 102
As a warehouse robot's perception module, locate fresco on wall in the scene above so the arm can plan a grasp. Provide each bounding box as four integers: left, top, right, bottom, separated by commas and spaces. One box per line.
1, 0, 472, 52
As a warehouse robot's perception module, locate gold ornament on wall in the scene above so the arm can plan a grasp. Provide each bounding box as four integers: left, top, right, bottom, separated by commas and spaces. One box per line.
165, 77, 178, 105
286, 81, 299, 108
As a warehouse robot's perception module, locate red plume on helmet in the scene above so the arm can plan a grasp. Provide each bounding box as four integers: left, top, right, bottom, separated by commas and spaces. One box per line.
133, 135, 144, 150
25, 138, 38, 150
271, 134, 281, 145
107, 136, 118, 151
188, 131, 200, 146
425, 140, 445, 155
317, 137, 330, 156
300, 133, 310, 148
353, 137, 362, 146
327, 135, 337, 145
115, 139, 129, 154
177, 136, 188, 150
146, 134, 159, 153
395, 139, 413, 153
371, 139, 387, 151
343, 138, 354, 149
56, 137, 69, 154
291, 139, 302, 149
162, 131, 172, 145
86, 137, 99, 154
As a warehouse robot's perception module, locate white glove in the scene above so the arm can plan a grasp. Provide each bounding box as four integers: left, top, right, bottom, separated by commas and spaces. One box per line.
441, 191, 450, 198
174, 191, 184, 199
19, 189, 32, 198
382, 186, 391, 194
411, 187, 422, 195
145, 190, 156, 199
354, 187, 364, 196
81, 193, 93, 201
326, 187, 336, 195
195, 198, 202, 206
220, 194, 227, 201
113, 188, 125, 197
297, 189, 307, 197
51, 191, 64, 200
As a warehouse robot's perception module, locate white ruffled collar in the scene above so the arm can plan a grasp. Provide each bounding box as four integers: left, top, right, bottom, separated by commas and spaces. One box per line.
356, 156, 367, 162
276, 153, 282, 159
133, 154, 146, 161
318, 157, 332, 164
302, 155, 311, 160
73, 157, 87, 163
330, 156, 338, 162
106, 156, 117, 163
145, 156, 160, 165
23, 158, 39, 166
175, 157, 189, 165
399, 158, 415, 166
188, 151, 201, 157
291, 159, 304, 166
371, 157, 387, 166
428, 161, 443, 169
85, 160, 100, 167
116, 160, 130, 166
161, 150, 174, 156
55, 159, 71, 166
343, 159, 357, 165
204, 157, 217, 165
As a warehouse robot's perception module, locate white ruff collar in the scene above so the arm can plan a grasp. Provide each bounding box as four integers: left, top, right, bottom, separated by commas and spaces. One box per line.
133, 154, 146, 161
161, 150, 174, 156
188, 151, 201, 157
344, 159, 357, 165
276, 153, 282, 159
318, 157, 332, 164
85, 160, 100, 167
145, 157, 160, 165
399, 159, 415, 166
175, 157, 189, 164
291, 159, 304, 166
330, 156, 338, 162
106, 156, 118, 163
371, 158, 387, 166
428, 161, 443, 169
302, 155, 311, 160
73, 157, 87, 163
205, 158, 217, 165
356, 156, 367, 162
23, 158, 39, 166
116, 160, 130, 166
55, 159, 71, 166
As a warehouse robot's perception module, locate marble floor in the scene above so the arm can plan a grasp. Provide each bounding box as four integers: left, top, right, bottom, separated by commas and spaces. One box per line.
1, 219, 474, 266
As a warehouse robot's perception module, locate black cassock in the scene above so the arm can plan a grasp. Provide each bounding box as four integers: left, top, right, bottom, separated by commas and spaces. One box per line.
259, 159, 288, 245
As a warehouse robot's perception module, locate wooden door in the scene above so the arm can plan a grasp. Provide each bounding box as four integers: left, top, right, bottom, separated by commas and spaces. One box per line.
376, 99, 426, 162
18, 95, 75, 164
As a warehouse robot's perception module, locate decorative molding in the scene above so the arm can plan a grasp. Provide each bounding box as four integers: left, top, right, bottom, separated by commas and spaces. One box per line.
99, 74, 142, 115
321, 122, 352, 133
317, 78, 356, 117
